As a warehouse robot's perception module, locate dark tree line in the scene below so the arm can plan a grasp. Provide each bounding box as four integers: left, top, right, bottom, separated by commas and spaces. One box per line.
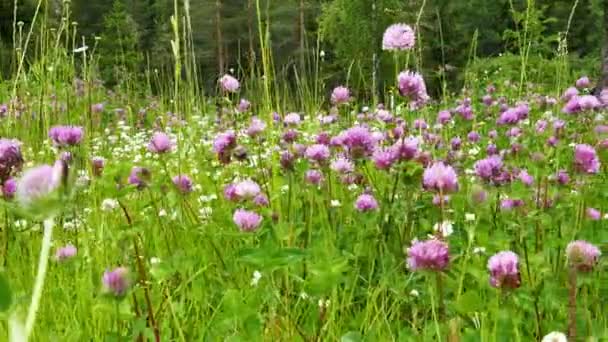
0, 0, 606, 95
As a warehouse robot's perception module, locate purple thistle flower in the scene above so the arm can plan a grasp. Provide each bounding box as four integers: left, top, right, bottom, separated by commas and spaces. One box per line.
340, 126, 376, 158
219, 74, 240, 93
556, 170, 570, 185
172, 175, 193, 194
234, 179, 261, 199
482, 95, 493, 106
451, 137, 462, 151
282, 129, 299, 143
16, 161, 64, 206
48, 126, 84, 146
407, 238, 449, 272
518, 169, 534, 186
128, 167, 150, 189
566, 240, 601, 272
574, 144, 600, 174
586, 208, 601, 220
247, 117, 266, 137
372, 148, 397, 170
382, 23, 415, 51
467, 131, 480, 143
474, 155, 504, 183
253, 193, 269, 207
330, 157, 354, 174
497, 107, 521, 125
331, 86, 351, 105
305, 169, 324, 185
536, 120, 548, 133
305, 144, 331, 163
283, 113, 301, 126
0, 139, 23, 183
437, 110, 452, 124
233, 209, 262, 232
488, 251, 521, 289
576, 76, 590, 89
397, 71, 429, 107
102, 267, 130, 297
55, 244, 77, 262
147, 132, 173, 154
91, 157, 105, 177
500, 198, 524, 211
2, 177, 16, 199
562, 86, 579, 101
355, 193, 379, 212
223, 183, 239, 201
279, 150, 295, 170
391, 137, 419, 161
212, 130, 236, 154
422, 162, 459, 193
237, 98, 251, 112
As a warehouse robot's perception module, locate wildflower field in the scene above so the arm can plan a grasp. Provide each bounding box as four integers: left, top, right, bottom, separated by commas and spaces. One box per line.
0, 3, 607, 342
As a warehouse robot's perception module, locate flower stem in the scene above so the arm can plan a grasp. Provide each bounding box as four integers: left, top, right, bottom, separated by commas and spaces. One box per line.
24, 217, 54, 340
567, 266, 577, 340
428, 276, 442, 340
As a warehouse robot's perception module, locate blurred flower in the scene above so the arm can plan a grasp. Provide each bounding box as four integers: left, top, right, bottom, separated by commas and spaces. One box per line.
55, 244, 77, 262
305, 144, 331, 163
397, 71, 429, 107
147, 132, 174, 154
574, 144, 600, 174
219, 74, 240, 93
48, 126, 84, 146
488, 251, 521, 289
433, 221, 453, 237
305, 169, 324, 185
128, 167, 150, 189
0, 139, 23, 182
541, 332, 567, 342
283, 113, 301, 126
2, 178, 16, 200
172, 175, 193, 194
575, 76, 590, 88
233, 209, 262, 232
16, 161, 64, 206
330, 157, 354, 174
101, 198, 119, 212
355, 193, 378, 212
382, 23, 415, 51
422, 162, 459, 193
586, 208, 601, 220
407, 239, 449, 271
566, 240, 601, 272
102, 267, 130, 297
331, 86, 351, 105
246, 117, 266, 137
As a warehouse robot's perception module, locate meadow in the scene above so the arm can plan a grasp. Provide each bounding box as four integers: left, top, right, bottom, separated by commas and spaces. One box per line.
0, 8, 607, 342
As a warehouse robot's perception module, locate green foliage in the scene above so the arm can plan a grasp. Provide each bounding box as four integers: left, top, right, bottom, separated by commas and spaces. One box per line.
97, 0, 142, 87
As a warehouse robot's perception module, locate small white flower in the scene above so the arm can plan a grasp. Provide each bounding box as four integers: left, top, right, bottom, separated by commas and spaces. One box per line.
473, 247, 486, 254
433, 221, 453, 237
541, 331, 567, 342
410, 289, 419, 297
199, 206, 213, 219
347, 184, 358, 191
319, 50, 326, 58
73, 45, 88, 53
318, 298, 331, 308
468, 147, 480, 156
250, 270, 262, 286
299, 292, 309, 300
150, 257, 161, 265
330, 200, 341, 207
465, 213, 476, 222
280, 185, 289, 194
158, 209, 167, 217
14, 220, 28, 229
101, 198, 119, 212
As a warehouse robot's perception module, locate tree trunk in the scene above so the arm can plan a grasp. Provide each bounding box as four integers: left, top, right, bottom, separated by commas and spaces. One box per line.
215, 0, 224, 75
596, 0, 608, 94
299, 0, 305, 71
248, 0, 255, 71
